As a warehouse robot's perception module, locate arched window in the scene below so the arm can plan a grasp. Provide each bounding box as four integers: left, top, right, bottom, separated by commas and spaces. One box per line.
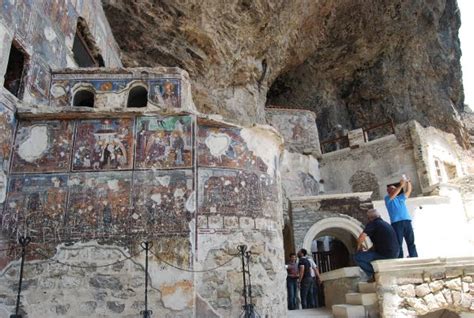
73, 89, 95, 107
127, 86, 148, 108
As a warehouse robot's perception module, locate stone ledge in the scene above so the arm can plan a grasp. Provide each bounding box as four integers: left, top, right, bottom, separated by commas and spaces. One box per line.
290, 191, 373, 203
373, 256, 474, 273
320, 266, 361, 282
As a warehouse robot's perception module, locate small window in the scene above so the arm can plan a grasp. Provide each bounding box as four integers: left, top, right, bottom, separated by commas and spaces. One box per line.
3, 41, 28, 98
72, 17, 104, 67
127, 86, 148, 108
73, 90, 95, 107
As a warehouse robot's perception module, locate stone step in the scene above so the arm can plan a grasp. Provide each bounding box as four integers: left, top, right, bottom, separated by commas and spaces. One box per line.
332, 304, 365, 318
345, 292, 377, 306
357, 281, 376, 293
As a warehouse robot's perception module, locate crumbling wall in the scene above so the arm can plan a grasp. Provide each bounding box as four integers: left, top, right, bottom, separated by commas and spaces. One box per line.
409, 121, 472, 193
319, 125, 420, 200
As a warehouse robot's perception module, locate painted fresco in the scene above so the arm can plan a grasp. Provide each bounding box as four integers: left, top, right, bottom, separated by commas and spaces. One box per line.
149, 79, 181, 108
30, 11, 66, 68
1, 0, 33, 41
198, 169, 277, 218
72, 118, 134, 171
265, 109, 320, 154
131, 170, 194, 236
0, 103, 15, 173
136, 115, 193, 169
26, 58, 51, 105
11, 120, 73, 173
198, 125, 267, 172
2, 174, 68, 241
66, 172, 132, 238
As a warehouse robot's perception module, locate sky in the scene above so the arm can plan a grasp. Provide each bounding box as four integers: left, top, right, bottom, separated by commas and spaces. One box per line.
459, 0, 473, 109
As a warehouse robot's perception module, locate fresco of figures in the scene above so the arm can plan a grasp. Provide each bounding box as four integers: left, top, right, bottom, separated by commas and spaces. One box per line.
3, 175, 68, 241
66, 172, 132, 238
131, 170, 194, 235
198, 169, 278, 218
197, 125, 267, 172
11, 120, 73, 173
0, 103, 15, 174
149, 79, 181, 108
73, 119, 134, 171
136, 115, 193, 169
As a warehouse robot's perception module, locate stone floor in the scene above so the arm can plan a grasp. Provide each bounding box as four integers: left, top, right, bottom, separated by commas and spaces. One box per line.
287, 307, 333, 317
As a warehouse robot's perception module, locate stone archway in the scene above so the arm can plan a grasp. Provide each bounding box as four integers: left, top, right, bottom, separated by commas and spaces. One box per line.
302, 216, 367, 259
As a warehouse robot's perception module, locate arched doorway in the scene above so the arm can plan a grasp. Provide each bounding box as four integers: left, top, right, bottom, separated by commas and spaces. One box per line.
303, 216, 367, 272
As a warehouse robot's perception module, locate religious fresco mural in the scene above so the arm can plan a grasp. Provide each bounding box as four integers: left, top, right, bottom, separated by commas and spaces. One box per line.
135, 115, 193, 169
198, 169, 277, 218
66, 172, 132, 239
11, 120, 74, 173
0, 0, 33, 41
26, 59, 51, 105
2, 174, 68, 241
0, 103, 15, 174
149, 79, 181, 108
72, 118, 134, 171
197, 125, 267, 172
131, 170, 194, 236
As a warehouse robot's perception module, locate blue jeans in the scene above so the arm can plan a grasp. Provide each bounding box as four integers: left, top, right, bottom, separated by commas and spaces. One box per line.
300, 277, 314, 309
287, 277, 298, 310
392, 220, 418, 258
354, 251, 393, 277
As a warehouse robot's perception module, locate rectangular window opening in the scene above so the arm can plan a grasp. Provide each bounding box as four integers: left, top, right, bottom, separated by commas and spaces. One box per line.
3, 41, 28, 98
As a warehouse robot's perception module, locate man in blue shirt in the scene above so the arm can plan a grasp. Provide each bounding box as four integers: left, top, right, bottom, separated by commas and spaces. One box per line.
384, 177, 418, 258
355, 209, 399, 281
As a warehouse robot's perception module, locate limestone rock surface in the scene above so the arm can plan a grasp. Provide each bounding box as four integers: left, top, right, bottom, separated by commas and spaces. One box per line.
103, 0, 465, 142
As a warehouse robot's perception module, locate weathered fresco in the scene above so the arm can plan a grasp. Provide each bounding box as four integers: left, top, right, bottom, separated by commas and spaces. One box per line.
73, 118, 134, 171
0, 102, 15, 205
0, 103, 15, 174
198, 169, 277, 219
265, 109, 321, 155
136, 115, 193, 169
49, 76, 182, 108
3, 174, 68, 241
67, 172, 132, 239
131, 170, 194, 236
26, 58, 51, 104
149, 79, 181, 108
11, 120, 74, 173
197, 125, 267, 172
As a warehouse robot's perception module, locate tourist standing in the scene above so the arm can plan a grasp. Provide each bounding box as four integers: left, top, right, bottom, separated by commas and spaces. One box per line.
286, 253, 299, 310
297, 248, 314, 309
385, 176, 418, 258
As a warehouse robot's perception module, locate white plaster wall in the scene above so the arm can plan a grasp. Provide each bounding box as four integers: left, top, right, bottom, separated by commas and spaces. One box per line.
424, 129, 465, 185
373, 185, 474, 258
320, 134, 420, 200
280, 150, 320, 198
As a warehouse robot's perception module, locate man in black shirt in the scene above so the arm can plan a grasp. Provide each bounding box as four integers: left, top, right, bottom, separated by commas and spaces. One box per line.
354, 209, 399, 281
297, 248, 314, 309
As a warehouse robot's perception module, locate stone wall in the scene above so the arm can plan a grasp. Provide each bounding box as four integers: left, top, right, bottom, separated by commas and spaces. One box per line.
290, 192, 372, 253
319, 123, 421, 200
373, 257, 474, 317
0, 67, 286, 317
0, 0, 121, 106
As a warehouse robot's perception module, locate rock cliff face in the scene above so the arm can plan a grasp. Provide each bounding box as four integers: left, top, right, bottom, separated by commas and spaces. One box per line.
103, 0, 465, 142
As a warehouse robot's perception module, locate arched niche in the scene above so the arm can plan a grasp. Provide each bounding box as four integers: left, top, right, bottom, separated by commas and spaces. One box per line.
303, 216, 369, 259
72, 89, 95, 107
127, 85, 148, 108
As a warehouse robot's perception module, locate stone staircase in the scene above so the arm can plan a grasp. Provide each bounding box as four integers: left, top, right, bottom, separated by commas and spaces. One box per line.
331, 281, 379, 318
